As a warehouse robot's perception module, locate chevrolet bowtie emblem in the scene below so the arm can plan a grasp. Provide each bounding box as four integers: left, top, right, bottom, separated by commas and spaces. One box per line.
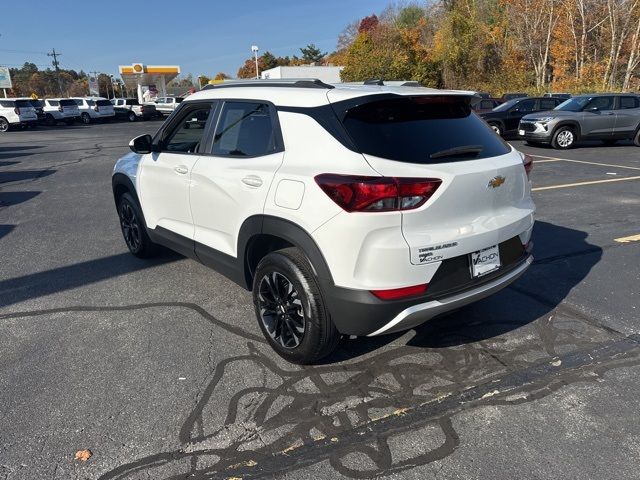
488, 176, 506, 188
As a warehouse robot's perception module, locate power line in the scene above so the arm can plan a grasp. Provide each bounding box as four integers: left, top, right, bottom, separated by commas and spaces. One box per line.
0, 48, 47, 55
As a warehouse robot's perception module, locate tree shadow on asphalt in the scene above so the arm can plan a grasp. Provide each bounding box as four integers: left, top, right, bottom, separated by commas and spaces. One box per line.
0, 146, 44, 152
322, 220, 603, 363
0, 169, 56, 184
0, 250, 182, 308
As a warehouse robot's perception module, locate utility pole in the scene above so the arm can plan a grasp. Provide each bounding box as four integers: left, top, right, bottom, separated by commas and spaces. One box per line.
47, 48, 64, 96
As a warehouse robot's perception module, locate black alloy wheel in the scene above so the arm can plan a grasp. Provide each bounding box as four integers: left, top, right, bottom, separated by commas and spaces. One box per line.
119, 200, 142, 253
257, 271, 306, 349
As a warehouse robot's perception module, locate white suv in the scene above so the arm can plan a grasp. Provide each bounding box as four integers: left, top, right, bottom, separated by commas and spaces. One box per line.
0, 98, 38, 132
112, 80, 535, 363
42, 98, 80, 125
72, 97, 116, 124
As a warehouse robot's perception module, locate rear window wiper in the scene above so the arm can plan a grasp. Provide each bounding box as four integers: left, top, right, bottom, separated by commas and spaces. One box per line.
429, 145, 484, 159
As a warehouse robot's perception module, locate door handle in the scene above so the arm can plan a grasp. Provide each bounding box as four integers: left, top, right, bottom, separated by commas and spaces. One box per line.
242, 175, 263, 187
174, 165, 189, 175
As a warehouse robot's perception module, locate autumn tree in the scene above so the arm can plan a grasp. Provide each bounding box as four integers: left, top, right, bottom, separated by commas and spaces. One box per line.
214, 72, 231, 80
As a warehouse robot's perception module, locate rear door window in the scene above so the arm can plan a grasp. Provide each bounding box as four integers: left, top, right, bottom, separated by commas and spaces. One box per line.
60, 99, 77, 106
618, 96, 640, 109
213, 102, 278, 157
338, 95, 510, 163
539, 98, 558, 110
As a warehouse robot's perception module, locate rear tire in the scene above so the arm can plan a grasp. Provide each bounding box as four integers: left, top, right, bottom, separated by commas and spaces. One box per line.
0, 117, 9, 132
552, 126, 576, 149
489, 122, 502, 136
117, 192, 158, 258
253, 247, 340, 364
81, 113, 91, 124
128, 112, 136, 122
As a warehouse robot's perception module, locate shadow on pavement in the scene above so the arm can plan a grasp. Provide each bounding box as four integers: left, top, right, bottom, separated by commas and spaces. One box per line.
0, 191, 41, 208
0, 224, 15, 241
0, 251, 182, 308
0, 170, 56, 184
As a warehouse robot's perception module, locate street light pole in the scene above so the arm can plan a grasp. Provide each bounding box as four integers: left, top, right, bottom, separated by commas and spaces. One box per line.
251, 45, 259, 80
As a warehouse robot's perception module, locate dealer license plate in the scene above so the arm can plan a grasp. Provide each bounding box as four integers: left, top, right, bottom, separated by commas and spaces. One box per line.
519, 129, 525, 136
470, 245, 501, 278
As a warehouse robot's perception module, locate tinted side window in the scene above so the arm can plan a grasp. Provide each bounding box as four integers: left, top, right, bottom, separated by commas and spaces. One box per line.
49, 100, 59, 106
516, 99, 536, 112
619, 97, 640, 109
163, 106, 212, 153
155, 98, 165, 104
0, 101, 13, 108
74, 99, 83, 106
126, 99, 139, 106
540, 99, 557, 110
585, 96, 614, 110
213, 102, 277, 157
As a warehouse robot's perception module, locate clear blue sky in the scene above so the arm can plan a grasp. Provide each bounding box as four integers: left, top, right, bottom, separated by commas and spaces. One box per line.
0, 0, 389, 78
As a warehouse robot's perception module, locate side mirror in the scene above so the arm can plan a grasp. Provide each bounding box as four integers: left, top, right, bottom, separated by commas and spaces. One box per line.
587, 106, 599, 112
129, 134, 154, 154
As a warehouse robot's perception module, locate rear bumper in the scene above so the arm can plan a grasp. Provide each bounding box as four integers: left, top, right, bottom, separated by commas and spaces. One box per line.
320, 238, 533, 336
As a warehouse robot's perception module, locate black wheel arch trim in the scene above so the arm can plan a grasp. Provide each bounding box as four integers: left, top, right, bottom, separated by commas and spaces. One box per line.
111, 173, 140, 208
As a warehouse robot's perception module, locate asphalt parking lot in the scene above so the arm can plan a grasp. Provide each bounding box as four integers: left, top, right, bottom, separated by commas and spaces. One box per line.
1, 122, 639, 480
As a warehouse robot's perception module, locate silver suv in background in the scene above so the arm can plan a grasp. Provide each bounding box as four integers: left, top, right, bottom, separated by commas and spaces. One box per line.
519, 93, 640, 149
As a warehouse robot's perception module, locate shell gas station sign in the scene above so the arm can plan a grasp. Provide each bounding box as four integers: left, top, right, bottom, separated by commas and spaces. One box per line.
118, 63, 180, 102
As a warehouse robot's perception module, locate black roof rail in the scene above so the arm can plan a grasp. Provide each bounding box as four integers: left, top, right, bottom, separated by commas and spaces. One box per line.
201, 78, 334, 91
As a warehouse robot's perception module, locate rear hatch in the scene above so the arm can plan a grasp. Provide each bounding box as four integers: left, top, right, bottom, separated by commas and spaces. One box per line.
60, 99, 79, 116
15, 100, 37, 120
328, 91, 534, 267
95, 99, 115, 116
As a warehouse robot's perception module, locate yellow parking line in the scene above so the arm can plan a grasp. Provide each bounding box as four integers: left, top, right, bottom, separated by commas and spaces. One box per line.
614, 233, 640, 244
530, 155, 640, 171
532, 175, 640, 191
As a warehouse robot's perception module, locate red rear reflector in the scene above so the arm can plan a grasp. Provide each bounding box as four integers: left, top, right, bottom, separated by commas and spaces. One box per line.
315, 174, 441, 212
522, 154, 533, 178
14, 107, 20, 115
371, 283, 428, 300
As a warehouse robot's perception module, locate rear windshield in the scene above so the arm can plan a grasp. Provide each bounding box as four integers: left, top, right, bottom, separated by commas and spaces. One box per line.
339, 95, 510, 163
48, 100, 59, 106
15, 100, 33, 108
126, 99, 140, 105
96, 100, 112, 106
60, 99, 77, 106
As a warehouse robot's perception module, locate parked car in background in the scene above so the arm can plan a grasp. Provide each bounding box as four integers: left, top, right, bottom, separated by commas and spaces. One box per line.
71, 97, 116, 124
0, 98, 38, 132
544, 92, 572, 99
154, 96, 183, 116
18, 98, 46, 123
472, 98, 503, 113
111, 98, 157, 122
501, 93, 528, 101
519, 93, 640, 149
42, 98, 80, 125
480, 96, 563, 136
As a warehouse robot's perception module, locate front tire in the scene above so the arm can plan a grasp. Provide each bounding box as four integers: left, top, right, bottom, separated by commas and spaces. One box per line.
128, 112, 137, 122
253, 247, 340, 364
0, 117, 9, 132
117, 192, 158, 258
81, 113, 91, 124
552, 126, 576, 149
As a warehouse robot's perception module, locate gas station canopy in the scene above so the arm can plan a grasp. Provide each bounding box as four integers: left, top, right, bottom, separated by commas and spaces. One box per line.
118, 63, 180, 102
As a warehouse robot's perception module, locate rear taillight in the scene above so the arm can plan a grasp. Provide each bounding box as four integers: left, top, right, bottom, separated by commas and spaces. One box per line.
371, 283, 428, 300
522, 154, 533, 179
140, 106, 145, 112
314, 174, 441, 212
14, 107, 20, 115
